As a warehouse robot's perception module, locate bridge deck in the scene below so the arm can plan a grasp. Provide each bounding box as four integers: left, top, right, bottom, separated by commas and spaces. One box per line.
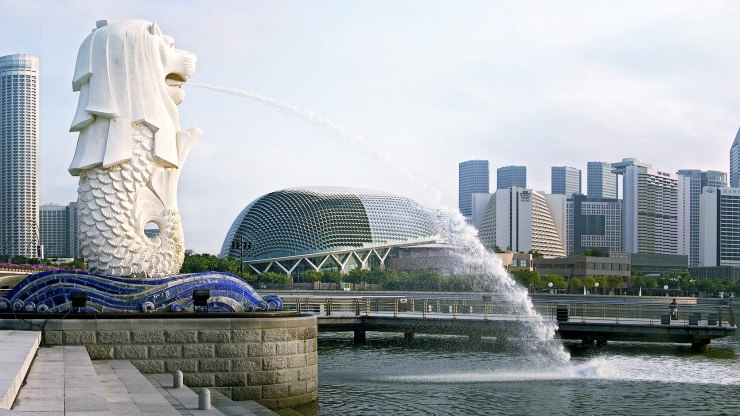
304, 297, 736, 349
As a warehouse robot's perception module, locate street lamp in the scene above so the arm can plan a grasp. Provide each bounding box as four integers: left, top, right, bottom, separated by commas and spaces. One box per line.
594, 282, 599, 295
548, 281, 553, 294
664, 284, 669, 297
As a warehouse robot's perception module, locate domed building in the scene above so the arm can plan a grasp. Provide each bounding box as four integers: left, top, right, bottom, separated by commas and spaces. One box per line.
220, 186, 441, 276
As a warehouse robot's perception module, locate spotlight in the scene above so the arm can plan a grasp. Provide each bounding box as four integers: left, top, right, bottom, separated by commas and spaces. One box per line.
70, 291, 87, 309
193, 289, 210, 312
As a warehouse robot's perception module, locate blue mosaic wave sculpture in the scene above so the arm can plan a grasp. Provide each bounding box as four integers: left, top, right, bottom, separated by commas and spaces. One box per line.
0, 271, 283, 313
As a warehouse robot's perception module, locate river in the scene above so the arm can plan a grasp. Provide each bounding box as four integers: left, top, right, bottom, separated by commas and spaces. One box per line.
292, 305, 739, 416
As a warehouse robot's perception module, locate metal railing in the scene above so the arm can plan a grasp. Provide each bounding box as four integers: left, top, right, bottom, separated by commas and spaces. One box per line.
283, 296, 736, 327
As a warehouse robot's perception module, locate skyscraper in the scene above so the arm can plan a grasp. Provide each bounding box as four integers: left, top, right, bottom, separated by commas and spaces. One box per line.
458, 160, 489, 221
700, 187, 740, 266
0, 54, 40, 257
731, 128, 740, 188
676, 170, 727, 266
568, 194, 622, 256
587, 161, 618, 199
496, 165, 526, 189
39, 202, 79, 259
477, 187, 565, 257
551, 166, 581, 197
613, 159, 679, 254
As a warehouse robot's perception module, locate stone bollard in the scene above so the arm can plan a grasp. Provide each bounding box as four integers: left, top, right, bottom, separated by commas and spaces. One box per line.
173, 370, 183, 388
199, 388, 211, 410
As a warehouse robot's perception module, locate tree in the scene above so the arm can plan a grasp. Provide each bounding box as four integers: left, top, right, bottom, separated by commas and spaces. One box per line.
346, 268, 370, 289
528, 250, 544, 258
568, 277, 582, 294
322, 270, 341, 290
511, 269, 542, 288
545, 274, 568, 291
606, 276, 624, 293
583, 276, 597, 291
582, 248, 603, 257
411, 269, 444, 291
259, 271, 290, 286
300, 270, 323, 288
491, 245, 504, 253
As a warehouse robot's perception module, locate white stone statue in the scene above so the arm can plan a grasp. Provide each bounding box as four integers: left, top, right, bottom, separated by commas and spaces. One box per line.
69, 20, 201, 278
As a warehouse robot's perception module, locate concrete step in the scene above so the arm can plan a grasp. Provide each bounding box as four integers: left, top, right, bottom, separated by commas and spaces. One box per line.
94, 361, 186, 415
146, 374, 278, 416
0, 331, 40, 410
11, 345, 112, 415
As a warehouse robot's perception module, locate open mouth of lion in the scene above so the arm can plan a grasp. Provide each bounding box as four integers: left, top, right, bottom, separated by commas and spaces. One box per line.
165, 73, 188, 87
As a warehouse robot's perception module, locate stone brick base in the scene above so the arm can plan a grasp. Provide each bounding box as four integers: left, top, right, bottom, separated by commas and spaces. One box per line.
0, 315, 318, 409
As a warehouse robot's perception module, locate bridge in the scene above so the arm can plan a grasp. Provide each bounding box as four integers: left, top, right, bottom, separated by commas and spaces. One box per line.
278, 294, 736, 351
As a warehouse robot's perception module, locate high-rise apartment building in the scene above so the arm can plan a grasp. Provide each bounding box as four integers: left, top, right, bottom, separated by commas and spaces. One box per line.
496, 165, 526, 189
39, 202, 79, 259
700, 187, 740, 266
731, 128, 740, 188
613, 159, 679, 254
587, 161, 618, 199
551, 166, 581, 197
676, 170, 728, 266
458, 160, 489, 221
477, 187, 565, 257
0, 54, 40, 257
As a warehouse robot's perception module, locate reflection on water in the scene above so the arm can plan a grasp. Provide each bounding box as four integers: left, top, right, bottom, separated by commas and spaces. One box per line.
297, 330, 740, 416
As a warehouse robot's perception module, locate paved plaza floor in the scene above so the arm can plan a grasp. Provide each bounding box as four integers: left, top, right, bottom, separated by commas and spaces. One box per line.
0, 330, 278, 416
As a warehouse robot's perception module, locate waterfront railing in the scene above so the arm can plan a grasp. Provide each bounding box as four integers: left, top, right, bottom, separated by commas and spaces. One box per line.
282, 296, 736, 327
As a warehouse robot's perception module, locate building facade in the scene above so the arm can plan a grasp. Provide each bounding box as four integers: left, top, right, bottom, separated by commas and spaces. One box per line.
477, 187, 565, 257
551, 166, 581, 197
677, 170, 728, 266
0, 54, 40, 257
731, 128, 740, 188
587, 161, 618, 199
458, 160, 489, 221
700, 187, 740, 267
220, 187, 441, 277
496, 165, 526, 189
568, 194, 622, 256
614, 159, 679, 255
39, 203, 78, 259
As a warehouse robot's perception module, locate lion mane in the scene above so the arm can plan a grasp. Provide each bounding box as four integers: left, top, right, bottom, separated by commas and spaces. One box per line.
69, 19, 195, 175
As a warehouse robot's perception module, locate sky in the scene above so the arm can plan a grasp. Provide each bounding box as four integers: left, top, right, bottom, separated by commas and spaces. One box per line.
3, 0, 740, 255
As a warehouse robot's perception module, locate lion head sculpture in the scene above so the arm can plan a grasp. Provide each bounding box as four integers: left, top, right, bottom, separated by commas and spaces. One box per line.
68, 19, 197, 175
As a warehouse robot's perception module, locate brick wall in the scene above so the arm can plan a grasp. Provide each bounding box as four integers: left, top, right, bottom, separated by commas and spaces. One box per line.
0, 316, 318, 409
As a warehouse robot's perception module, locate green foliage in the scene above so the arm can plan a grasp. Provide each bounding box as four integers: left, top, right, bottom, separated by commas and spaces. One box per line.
259, 271, 290, 285
582, 248, 603, 257
545, 274, 568, 289
568, 277, 582, 293
490, 245, 504, 253
510, 269, 542, 287
583, 276, 597, 289
300, 270, 323, 283
606, 276, 624, 290
528, 250, 544, 258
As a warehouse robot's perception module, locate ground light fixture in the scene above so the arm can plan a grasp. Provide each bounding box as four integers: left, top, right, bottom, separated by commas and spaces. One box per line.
193, 289, 210, 312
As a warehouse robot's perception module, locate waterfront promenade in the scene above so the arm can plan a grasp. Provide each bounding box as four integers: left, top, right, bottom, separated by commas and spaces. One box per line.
0, 330, 278, 415
278, 293, 736, 350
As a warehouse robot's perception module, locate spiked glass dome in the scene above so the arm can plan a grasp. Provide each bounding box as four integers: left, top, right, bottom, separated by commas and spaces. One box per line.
220, 186, 440, 260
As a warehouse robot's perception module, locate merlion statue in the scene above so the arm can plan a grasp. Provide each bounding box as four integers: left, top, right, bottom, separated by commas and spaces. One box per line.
68, 20, 201, 278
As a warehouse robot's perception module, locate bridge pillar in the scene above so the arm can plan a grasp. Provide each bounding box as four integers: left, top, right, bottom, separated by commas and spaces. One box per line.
596, 339, 607, 347
404, 332, 414, 342
691, 341, 709, 352
354, 330, 366, 344
581, 339, 595, 347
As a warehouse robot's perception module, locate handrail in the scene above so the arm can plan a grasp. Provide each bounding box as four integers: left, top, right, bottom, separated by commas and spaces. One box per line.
280, 295, 737, 327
